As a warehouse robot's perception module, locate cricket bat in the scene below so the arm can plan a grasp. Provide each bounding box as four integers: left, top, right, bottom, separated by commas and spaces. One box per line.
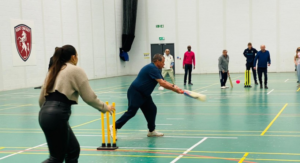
229, 74, 233, 88
182, 90, 206, 102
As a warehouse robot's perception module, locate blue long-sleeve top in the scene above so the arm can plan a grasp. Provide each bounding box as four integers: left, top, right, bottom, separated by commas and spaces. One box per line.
253, 50, 271, 68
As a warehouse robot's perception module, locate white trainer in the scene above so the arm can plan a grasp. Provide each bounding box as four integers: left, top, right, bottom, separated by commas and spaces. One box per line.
221, 86, 226, 89
109, 125, 117, 141
147, 130, 164, 137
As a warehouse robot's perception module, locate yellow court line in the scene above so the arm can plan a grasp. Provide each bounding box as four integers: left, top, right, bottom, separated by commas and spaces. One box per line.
2, 152, 300, 162
297, 87, 300, 92
261, 103, 288, 136
0, 104, 32, 111
238, 152, 248, 163
0, 147, 4, 150
71, 111, 126, 129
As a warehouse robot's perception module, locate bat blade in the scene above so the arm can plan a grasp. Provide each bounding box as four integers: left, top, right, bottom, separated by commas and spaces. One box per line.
229, 76, 233, 88
183, 90, 206, 102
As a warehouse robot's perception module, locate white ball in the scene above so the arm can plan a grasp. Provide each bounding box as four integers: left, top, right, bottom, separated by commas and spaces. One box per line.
158, 86, 164, 90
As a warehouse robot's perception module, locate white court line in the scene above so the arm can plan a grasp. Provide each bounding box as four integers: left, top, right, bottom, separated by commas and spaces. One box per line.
170, 137, 207, 163
284, 79, 289, 82
199, 90, 207, 93
267, 89, 274, 95
76, 135, 127, 137
0, 143, 46, 160
80, 146, 187, 150
167, 118, 184, 120
156, 124, 172, 125
164, 136, 237, 139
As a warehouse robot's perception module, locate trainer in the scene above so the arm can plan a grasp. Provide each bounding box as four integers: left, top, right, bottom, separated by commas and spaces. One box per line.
253, 45, 271, 89
183, 45, 195, 85
218, 50, 229, 89
243, 42, 258, 85
114, 54, 183, 137
162, 49, 175, 84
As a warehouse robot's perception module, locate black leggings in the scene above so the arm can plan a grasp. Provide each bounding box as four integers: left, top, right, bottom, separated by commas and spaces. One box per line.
39, 101, 80, 163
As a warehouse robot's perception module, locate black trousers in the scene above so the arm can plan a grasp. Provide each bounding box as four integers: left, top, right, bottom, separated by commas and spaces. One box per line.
246, 64, 257, 82
257, 67, 268, 85
116, 87, 157, 132
39, 101, 80, 163
184, 64, 192, 84
219, 71, 228, 86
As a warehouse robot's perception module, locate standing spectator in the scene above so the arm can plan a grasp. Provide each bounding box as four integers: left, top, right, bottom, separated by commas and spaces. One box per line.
183, 45, 195, 85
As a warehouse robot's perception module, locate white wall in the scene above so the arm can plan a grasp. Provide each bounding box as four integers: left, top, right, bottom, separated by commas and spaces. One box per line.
2, 0, 300, 91
130, 0, 300, 74
0, 0, 128, 91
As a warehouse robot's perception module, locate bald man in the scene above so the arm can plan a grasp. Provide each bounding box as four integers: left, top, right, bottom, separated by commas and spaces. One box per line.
253, 45, 271, 89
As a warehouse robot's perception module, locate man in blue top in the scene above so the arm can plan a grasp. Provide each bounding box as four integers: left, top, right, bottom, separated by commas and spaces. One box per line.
113, 54, 183, 138
253, 45, 271, 89
243, 42, 258, 86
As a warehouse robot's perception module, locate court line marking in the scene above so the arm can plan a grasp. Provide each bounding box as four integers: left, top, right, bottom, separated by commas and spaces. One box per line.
297, 87, 300, 92
267, 89, 274, 95
0, 152, 258, 162
284, 79, 289, 82
71, 111, 126, 129
156, 124, 172, 125
238, 152, 249, 163
164, 136, 237, 139
0, 147, 4, 150
2, 147, 300, 156
199, 90, 207, 93
261, 103, 288, 136
170, 137, 207, 163
0, 143, 46, 160
0, 104, 32, 111
167, 118, 184, 120
0, 110, 126, 160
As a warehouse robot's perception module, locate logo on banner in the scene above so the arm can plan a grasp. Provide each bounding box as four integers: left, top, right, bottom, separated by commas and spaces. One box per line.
14, 24, 32, 62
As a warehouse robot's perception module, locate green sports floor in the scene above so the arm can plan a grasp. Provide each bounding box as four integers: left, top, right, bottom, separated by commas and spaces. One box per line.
0, 73, 300, 163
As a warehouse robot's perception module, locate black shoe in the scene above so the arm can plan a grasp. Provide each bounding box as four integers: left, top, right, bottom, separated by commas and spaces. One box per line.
184, 83, 186, 86
297, 81, 299, 83
255, 82, 258, 85
260, 85, 263, 89
265, 85, 268, 89
188, 83, 193, 85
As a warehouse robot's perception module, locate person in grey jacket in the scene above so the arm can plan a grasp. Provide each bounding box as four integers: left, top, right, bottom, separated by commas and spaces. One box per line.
218, 50, 229, 89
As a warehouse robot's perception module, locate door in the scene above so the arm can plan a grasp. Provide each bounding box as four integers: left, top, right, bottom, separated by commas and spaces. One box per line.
150, 43, 175, 74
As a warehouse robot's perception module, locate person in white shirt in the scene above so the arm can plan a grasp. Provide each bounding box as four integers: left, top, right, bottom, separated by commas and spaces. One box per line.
161, 49, 175, 86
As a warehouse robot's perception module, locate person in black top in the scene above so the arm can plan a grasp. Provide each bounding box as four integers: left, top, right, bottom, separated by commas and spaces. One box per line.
243, 42, 258, 85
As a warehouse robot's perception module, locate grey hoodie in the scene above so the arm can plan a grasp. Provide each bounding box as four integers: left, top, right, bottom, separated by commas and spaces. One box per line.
218, 55, 229, 72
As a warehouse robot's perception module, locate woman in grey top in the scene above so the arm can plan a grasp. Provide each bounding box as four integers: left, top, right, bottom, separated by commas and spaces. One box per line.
39, 45, 115, 163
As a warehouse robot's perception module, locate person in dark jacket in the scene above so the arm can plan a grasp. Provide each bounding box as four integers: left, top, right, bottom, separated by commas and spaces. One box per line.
253, 45, 271, 89
243, 43, 258, 86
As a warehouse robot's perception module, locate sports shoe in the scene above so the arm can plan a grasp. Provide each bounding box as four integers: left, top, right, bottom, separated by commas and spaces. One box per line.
221, 86, 226, 89
184, 83, 186, 86
147, 130, 164, 137
255, 82, 258, 85
297, 81, 299, 83
260, 85, 263, 89
265, 85, 268, 89
188, 83, 193, 85
109, 125, 117, 141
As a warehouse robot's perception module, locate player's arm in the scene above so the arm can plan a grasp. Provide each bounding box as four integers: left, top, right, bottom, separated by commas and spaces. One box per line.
243, 50, 247, 57
156, 79, 182, 94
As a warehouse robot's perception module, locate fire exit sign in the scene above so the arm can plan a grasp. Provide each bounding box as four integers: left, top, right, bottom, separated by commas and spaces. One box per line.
156, 25, 164, 28
159, 37, 165, 40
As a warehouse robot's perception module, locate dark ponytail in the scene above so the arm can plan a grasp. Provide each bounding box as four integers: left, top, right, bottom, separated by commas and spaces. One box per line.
46, 45, 77, 93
